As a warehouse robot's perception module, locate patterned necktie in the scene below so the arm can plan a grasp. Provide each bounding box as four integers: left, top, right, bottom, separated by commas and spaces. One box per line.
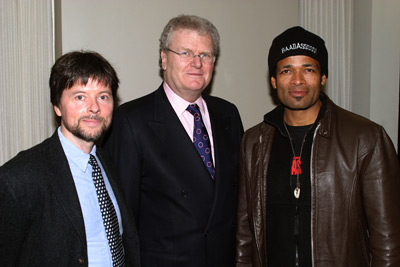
88, 155, 125, 267
186, 104, 215, 179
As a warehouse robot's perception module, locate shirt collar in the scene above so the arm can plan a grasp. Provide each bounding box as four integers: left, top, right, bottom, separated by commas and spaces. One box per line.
58, 127, 96, 172
163, 81, 206, 115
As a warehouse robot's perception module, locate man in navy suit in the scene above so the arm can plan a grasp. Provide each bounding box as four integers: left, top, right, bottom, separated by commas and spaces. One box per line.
0, 51, 140, 266
104, 15, 243, 266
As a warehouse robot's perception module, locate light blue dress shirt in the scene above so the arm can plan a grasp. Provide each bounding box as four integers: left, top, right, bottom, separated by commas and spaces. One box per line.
58, 127, 123, 266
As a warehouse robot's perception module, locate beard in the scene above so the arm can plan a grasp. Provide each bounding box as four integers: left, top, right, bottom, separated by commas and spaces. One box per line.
62, 115, 109, 142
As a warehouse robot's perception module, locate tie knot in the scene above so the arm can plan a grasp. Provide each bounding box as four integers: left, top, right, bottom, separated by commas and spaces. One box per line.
186, 104, 201, 116
88, 154, 97, 167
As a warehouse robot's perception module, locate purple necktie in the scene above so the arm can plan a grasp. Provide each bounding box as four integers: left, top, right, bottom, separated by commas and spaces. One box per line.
186, 104, 215, 179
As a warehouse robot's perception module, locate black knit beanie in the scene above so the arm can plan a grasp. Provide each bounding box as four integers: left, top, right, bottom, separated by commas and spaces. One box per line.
268, 26, 328, 78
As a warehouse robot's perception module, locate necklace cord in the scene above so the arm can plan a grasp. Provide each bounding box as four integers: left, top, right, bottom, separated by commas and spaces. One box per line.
283, 120, 315, 199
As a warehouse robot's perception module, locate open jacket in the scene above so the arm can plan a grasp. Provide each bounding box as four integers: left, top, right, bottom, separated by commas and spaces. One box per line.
236, 94, 400, 267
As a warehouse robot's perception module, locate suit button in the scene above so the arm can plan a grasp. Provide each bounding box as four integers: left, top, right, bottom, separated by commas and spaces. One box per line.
78, 258, 85, 265
205, 231, 210, 237
181, 190, 188, 197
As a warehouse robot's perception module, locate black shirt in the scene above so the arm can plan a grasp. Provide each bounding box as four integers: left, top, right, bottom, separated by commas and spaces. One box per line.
266, 123, 313, 267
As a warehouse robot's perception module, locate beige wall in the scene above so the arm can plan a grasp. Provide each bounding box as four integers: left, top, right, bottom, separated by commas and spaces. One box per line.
369, 0, 399, 148
59, 0, 299, 131
353, 0, 400, 149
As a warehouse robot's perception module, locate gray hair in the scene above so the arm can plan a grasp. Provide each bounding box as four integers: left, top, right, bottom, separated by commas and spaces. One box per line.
159, 14, 220, 63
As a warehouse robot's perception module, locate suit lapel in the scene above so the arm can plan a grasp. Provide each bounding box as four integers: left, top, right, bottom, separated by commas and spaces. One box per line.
47, 132, 87, 246
207, 99, 234, 181
96, 148, 136, 237
203, 96, 235, 227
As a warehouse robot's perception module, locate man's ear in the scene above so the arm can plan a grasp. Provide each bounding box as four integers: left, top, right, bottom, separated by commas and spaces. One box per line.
54, 105, 62, 117
161, 50, 167, 70
271, 76, 277, 89
321, 74, 327, 85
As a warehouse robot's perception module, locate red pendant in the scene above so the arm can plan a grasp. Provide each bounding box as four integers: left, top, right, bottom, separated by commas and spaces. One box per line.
291, 156, 301, 175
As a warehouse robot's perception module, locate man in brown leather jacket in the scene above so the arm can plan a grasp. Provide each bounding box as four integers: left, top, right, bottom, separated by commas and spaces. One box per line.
236, 26, 400, 267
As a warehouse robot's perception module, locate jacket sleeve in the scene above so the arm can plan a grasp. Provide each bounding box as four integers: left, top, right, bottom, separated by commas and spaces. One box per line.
235, 131, 256, 267
0, 171, 28, 266
362, 127, 400, 266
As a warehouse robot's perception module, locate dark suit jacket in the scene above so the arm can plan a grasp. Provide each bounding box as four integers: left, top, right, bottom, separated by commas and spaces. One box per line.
104, 85, 244, 267
0, 131, 140, 267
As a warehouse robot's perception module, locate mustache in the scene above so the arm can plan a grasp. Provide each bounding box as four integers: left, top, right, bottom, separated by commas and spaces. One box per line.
289, 85, 308, 89
79, 115, 105, 122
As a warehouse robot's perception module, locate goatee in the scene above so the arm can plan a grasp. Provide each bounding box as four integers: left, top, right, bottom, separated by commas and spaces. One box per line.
62, 115, 108, 142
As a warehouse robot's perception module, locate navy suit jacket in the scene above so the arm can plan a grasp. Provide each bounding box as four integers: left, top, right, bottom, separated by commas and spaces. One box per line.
104, 85, 244, 266
0, 131, 140, 267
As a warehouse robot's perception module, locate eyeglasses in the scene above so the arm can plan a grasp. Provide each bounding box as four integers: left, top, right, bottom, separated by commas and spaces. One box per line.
165, 48, 215, 64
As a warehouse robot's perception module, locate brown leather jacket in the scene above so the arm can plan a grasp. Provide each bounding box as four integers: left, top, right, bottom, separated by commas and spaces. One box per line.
236, 95, 400, 267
